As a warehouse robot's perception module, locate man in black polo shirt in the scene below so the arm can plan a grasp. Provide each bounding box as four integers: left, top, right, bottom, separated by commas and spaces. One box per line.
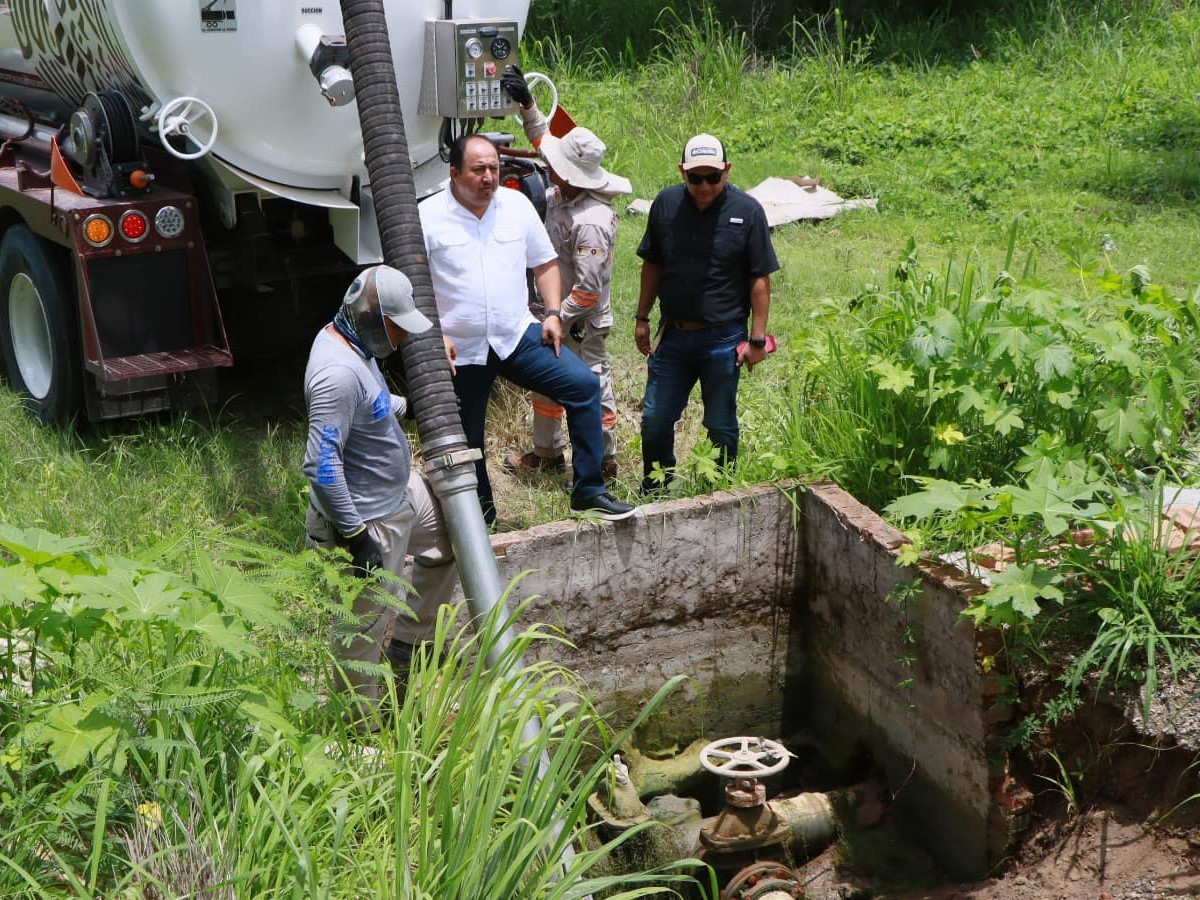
633, 133, 780, 494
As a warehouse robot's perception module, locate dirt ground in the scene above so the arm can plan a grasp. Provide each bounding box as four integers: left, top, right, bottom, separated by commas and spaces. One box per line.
790, 670, 1200, 900
793, 806, 1200, 900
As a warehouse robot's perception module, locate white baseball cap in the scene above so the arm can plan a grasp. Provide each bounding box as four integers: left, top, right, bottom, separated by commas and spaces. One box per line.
680, 133, 727, 171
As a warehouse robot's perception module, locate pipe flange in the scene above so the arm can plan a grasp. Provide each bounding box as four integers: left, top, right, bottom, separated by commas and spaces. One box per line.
720, 861, 803, 900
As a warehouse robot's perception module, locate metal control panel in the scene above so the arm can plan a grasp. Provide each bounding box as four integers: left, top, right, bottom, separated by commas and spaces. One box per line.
418, 19, 521, 118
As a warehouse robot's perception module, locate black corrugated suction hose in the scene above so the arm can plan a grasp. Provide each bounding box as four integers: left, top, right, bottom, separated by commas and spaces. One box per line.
339, 2, 522, 669
339, 0, 465, 458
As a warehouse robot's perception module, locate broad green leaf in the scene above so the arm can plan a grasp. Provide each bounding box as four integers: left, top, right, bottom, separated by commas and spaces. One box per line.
985, 405, 1024, 437
927, 446, 952, 471
1020, 287, 1070, 321
240, 693, 299, 737
908, 309, 960, 365
884, 479, 981, 520
0, 565, 49, 605
0, 526, 97, 571
40, 704, 122, 772
1086, 320, 1142, 370
1096, 271, 1124, 294
985, 564, 1064, 621
72, 571, 186, 621
985, 317, 1033, 364
1030, 338, 1075, 383
1007, 469, 1099, 535
1016, 434, 1088, 475
1093, 400, 1149, 452
868, 357, 915, 394
188, 552, 287, 628
177, 599, 255, 657
1046, 386, 1078, 409
954, 383, 993, 415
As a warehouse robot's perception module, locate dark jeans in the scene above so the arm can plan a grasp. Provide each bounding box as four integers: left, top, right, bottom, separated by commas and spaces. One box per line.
640, 321, 745, 489
454, 323, 605, 524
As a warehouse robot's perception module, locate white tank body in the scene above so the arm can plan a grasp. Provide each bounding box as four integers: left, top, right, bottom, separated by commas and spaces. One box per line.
0, 0, 530, 191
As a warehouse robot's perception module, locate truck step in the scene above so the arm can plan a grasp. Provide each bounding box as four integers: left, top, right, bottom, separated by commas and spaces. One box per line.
98, 346, 233, 381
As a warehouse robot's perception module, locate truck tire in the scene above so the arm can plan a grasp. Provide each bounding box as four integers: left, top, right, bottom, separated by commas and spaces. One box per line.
0, 226, 79, 424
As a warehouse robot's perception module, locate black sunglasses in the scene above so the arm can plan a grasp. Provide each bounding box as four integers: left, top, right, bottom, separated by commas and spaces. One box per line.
686, 170, 724, 185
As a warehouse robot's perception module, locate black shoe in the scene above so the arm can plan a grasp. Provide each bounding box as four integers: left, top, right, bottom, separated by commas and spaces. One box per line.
570, 491, 636, 521
385, 639, 442, 670
384, 638, 414, 671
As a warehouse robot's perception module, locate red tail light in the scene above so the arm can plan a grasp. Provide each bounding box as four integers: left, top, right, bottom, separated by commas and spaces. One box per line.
119, 210, 149, 242
502, 177, 521, 191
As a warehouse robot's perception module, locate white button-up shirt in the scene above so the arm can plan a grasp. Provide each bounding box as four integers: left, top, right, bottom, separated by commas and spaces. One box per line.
420, 185, 557, 366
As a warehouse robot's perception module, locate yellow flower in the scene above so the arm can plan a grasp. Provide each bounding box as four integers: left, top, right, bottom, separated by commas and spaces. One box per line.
137, 802, 163, 831
934, 424, 966, 445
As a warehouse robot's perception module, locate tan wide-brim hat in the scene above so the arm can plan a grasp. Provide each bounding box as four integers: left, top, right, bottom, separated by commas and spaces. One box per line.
541, 127, 632, 195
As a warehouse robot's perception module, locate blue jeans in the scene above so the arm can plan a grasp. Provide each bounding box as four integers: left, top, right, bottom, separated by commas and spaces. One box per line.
640, 321, 745, 489
454, 323, 605, 524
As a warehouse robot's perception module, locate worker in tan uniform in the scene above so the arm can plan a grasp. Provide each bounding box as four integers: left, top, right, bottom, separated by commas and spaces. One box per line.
500, 67, 630, 479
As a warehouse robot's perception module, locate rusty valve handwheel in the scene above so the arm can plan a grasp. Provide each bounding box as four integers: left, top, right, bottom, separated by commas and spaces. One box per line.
699, 736, 791, 779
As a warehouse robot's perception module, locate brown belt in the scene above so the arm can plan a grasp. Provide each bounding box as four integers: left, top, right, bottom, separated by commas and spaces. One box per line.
670, 320, 716, 331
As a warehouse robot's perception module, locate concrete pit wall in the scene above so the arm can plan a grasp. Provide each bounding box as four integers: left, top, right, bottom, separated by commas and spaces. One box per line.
488, 486, 802, 745
461, 482, 1009, 879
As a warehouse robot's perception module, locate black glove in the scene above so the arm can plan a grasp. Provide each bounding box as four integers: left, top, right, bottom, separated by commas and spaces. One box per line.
569, 321, 586, 343
500, 65, 533, 107
343, 527, 383, 578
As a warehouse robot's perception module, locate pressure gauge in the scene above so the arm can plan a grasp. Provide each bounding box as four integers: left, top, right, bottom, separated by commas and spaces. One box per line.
465, 37, 483, 59
490, 37, 512, 59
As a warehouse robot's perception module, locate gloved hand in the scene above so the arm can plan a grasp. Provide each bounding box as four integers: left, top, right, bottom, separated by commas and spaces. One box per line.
569, 321, 586, 343
500, 65, 533, 107
343, 527, 383, 578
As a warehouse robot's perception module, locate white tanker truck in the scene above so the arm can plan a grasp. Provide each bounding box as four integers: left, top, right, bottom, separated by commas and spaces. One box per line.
0, 0, 535, 422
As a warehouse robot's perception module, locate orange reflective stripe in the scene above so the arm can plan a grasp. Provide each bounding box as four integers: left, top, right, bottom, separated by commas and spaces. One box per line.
569, 289, 599, 308
601, 412, 618, 428
532, 400, 564, 419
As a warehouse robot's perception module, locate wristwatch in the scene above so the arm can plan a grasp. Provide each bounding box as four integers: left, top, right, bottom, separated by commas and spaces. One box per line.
635, 315, 651, 323
545, 309, 562, 318
747, 337, 767, 349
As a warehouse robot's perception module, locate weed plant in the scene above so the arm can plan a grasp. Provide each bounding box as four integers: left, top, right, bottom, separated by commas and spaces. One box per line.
0, 527, 712, 896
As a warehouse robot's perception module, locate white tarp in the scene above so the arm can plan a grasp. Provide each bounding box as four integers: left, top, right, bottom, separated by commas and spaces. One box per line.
627, 176, 877, 227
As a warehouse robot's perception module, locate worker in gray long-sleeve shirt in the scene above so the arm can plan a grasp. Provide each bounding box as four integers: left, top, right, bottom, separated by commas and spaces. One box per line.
302, 265, 457, 724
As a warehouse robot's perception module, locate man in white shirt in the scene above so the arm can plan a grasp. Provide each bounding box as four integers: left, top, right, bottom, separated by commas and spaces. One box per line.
419, 133, 634, 525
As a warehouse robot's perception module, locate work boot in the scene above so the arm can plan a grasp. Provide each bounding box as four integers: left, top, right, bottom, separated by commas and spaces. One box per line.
502, 450, 566, 474
601, 455, 618, 480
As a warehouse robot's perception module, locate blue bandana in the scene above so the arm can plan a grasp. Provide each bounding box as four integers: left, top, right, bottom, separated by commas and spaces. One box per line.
331, 305, 371, 358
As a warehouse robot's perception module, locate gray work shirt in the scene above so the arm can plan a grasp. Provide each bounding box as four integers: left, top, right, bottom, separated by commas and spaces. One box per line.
302, 328, 410, 536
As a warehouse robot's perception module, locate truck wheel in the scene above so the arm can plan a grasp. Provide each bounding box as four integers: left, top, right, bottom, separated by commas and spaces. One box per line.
0, 226, 79, 424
